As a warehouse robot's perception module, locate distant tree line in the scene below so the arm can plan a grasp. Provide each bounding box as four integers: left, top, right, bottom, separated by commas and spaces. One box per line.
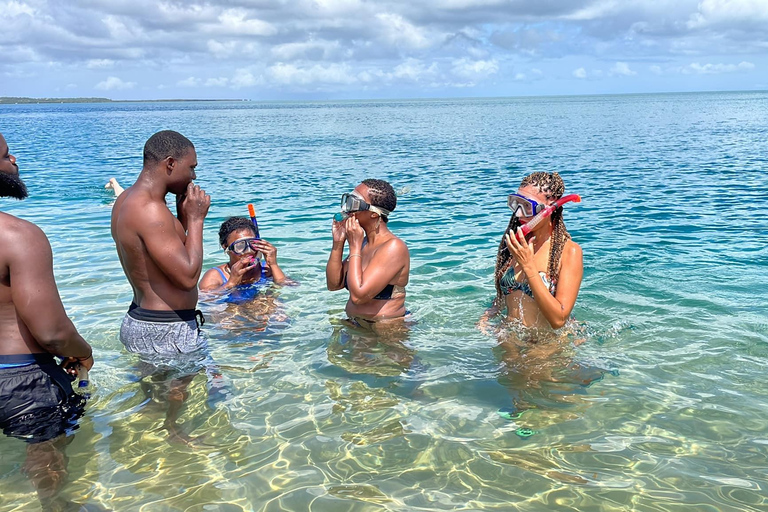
0, 97, 113, 104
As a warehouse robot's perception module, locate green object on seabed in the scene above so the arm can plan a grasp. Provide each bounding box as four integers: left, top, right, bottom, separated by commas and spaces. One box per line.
515, 427, 536, 438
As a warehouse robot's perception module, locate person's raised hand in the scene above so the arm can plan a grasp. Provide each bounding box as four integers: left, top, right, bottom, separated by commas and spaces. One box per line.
345, 216, 365, 250
505, 228, 536, 276
182, 183, 211, 222
332, 218, 347, 244
226, 257, 259, 287
254, 240, 278, 267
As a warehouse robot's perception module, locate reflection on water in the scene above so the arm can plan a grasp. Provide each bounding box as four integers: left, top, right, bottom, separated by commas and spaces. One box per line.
327, 318, 415, 378
2, 94, 768, 510
493, 322, 617, 436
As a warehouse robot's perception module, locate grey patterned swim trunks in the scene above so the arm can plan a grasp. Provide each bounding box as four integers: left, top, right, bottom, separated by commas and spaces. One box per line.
119, 302, 207, 356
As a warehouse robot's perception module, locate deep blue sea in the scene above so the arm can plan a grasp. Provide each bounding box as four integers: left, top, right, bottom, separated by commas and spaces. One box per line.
1, 93, 767, 511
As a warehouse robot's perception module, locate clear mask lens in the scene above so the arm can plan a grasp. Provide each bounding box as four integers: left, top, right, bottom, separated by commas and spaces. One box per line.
507, 194, 545, 217
227, 238, 258, 254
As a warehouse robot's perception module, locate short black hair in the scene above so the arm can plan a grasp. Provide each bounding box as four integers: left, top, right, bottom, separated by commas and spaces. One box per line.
143, 130, 194, 165
362, 178, 396, 222
219, 217, 257, 247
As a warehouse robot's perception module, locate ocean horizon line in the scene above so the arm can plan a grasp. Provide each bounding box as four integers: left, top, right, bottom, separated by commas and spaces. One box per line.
2, 88, 767, 106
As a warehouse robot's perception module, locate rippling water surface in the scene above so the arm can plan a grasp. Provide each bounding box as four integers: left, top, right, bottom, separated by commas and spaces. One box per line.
1, 93, 767, 511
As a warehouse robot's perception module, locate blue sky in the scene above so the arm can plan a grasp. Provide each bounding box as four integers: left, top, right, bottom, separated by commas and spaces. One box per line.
2, 0, 767, 100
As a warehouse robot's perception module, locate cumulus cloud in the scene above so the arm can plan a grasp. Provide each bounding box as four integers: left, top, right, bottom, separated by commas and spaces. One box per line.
95, 76, 136, 90
177, 76, 201, 87
610, 61, 637, 76
1, 0, 766, 97
86, 59, 115, 69
451, 58, 499, 79
682, 61, 755, 74
688, 0, 768, 29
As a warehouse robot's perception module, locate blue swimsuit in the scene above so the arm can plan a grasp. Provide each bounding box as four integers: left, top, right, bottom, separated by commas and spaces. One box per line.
213, 265, 270, 303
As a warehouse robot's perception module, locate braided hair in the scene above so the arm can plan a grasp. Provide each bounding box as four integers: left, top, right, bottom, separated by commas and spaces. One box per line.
362, 178, 396, 223
493, 172, 571, 308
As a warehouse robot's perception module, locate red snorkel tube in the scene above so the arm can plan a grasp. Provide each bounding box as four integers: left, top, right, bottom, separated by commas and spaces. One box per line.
518, 194, 582, 237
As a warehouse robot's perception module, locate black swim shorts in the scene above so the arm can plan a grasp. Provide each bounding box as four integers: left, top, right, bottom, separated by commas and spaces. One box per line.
0, 354, 86, 444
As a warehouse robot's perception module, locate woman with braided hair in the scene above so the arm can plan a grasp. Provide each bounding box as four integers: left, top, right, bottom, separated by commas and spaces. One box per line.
326, 179, 410, 328
483, 171, 583, 330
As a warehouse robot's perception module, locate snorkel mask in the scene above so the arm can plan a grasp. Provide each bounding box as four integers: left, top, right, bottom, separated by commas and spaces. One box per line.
225, 237, 259, 255
507, 193, 547, 218
334, 191, 392, 222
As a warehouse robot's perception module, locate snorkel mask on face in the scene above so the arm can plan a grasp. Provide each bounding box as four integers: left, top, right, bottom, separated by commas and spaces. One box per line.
507, 193, 547, 218
334, 191, 392, 222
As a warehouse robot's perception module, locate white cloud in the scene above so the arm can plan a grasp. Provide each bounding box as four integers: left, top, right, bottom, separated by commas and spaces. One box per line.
231, 69, 263, 88
268, 62, 358, 85
376, 13, 432, 49
207, 40, 239, 59
86, 59, 115, 69
205, 77, 229, 87
3, 0, 36, 17
610, 61, 637, 76
682, 61, 755, 74
212, 8, 276, 36
393, 59, 439, 81
688, 0, 768, 28
177, 76, 201, 87
95, 76, 136, 90
3, 0, 768, 98
451, 58, 498, 79
271, 40, 341, 61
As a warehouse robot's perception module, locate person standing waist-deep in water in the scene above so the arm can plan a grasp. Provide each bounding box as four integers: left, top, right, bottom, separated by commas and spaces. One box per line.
484, 171, 583, 330
111, 130, 211, 354
0, 132, 95, 509
326, 179, 410, 326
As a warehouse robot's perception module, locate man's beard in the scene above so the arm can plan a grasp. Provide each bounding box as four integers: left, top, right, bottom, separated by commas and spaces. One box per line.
0, 171, 28, 200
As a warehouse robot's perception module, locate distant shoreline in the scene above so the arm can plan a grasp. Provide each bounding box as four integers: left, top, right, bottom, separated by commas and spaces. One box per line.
1, 90, 765, 106
0, 97, 245, 105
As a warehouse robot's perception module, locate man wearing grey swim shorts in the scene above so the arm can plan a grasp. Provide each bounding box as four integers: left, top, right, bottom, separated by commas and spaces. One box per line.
111, 130, 211, 354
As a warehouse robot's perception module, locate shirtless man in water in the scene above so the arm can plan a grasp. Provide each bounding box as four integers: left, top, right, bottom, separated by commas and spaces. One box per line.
111, 130, 210, 354
0, 132, 95, 508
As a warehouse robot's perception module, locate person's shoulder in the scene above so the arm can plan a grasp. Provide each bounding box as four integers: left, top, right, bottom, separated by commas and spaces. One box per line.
562, 239, 583, 260
386, 235, 410, 254
114, 188, 172, 223
0, 212, 47, 243
0, 213, 50, 263
199, 265, 226, 290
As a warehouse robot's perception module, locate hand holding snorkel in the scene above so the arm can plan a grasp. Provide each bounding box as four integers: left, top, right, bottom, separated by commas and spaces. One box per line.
505, 193, 581, 275
516, 194, 581, 238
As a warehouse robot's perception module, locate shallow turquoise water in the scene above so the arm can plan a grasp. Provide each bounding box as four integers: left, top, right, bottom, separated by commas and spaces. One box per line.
1, 93, 767, 511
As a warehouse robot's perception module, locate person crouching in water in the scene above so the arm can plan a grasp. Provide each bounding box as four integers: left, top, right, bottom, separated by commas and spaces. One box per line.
326, 179, 410, 328
487, 171, 583, 330
199, 217, 286, 293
